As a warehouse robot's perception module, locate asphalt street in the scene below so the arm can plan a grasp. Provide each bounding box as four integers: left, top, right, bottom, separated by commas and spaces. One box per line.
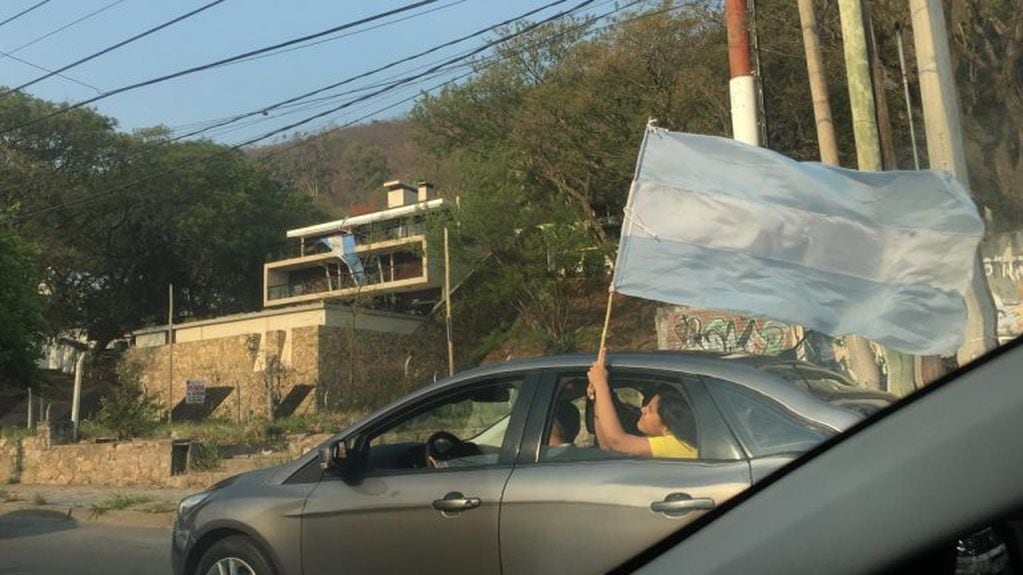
0, 508, 170, 575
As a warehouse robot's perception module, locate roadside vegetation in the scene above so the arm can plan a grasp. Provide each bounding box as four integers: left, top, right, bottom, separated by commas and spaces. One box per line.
88, 493, 155, 518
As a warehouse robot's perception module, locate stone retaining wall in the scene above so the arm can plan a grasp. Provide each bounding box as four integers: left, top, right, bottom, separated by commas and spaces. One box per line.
17, 437, 173, 486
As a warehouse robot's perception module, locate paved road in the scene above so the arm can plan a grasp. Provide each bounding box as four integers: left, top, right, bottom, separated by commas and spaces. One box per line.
0, 508, 170, 575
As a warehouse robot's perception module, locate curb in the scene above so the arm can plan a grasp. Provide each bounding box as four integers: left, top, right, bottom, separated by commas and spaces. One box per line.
0, 502, 175, 529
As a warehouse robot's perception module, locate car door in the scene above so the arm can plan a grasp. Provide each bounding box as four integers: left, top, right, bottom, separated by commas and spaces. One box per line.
301, 374, 536, 575
499, 368, 751, 575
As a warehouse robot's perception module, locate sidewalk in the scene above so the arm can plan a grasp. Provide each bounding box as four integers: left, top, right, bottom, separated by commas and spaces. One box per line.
0, 483, 199, 529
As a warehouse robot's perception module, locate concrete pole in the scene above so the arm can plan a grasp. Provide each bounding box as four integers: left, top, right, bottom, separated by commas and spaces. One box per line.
796, 0, 840, 165
71, 351, 86, 440
838, 0, 882, 172
26, 387, 33, 430
909, 0, 998, 365
835, 0, 885, 390
444, 227, 454, 377
168, 283, 174, 426
725, 0, 761, 146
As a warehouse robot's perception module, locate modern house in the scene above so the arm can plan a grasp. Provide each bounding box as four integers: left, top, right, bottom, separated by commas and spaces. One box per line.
263, 180, 447, 313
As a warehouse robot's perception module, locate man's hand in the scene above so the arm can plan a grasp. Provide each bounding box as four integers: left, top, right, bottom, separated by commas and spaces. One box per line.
587, 352, 608, 400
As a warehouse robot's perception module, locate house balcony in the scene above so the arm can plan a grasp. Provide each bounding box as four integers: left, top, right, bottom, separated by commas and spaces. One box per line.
263, 235, 440, 307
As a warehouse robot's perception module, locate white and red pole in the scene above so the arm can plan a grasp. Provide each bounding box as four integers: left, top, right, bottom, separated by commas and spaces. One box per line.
726, 0, 760, 146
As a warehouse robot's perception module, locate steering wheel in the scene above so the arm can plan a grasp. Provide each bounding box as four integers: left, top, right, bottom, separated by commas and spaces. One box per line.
424, 431, 463, 465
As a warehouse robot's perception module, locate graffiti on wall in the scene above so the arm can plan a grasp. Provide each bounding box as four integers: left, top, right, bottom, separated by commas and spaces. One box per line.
981, 232, 1023, 342
656, 307, 793, 355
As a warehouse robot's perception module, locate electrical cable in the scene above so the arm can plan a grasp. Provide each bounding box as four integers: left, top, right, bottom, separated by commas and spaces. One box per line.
169, 0, 576, 142
2, 0, 129, 56
0, 49, 103, 94
0, 0, 52, 30
0, 0, 228, 99
0, 0, 446, 130
6, 0, 680, 222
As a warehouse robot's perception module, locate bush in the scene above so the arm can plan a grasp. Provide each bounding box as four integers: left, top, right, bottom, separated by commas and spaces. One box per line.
188, 440, 223, 471
94, 360, 162, 439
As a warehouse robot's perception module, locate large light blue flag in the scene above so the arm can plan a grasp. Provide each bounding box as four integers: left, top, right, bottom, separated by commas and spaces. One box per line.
321, 234, 366, 286
612, 129, 985, 355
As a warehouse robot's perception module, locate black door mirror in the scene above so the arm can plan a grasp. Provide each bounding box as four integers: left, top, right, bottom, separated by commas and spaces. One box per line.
319, 440, 349, 472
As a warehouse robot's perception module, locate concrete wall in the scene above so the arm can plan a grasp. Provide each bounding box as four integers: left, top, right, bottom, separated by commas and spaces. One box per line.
0, 438, 19, 484
981, 231, 1023, 343
656, 306, 795, 355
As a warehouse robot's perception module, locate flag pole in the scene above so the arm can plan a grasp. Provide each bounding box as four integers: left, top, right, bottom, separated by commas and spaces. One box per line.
598, 288, 615, 360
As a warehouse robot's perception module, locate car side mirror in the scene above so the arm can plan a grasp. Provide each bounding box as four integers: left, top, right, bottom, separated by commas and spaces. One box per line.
319, 440, 349, 472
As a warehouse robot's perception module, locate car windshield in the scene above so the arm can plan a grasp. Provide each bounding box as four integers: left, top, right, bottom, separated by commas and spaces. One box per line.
0, 1, 1017, 574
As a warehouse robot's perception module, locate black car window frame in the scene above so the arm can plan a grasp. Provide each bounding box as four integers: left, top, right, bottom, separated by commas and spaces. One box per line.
701, 374, 833, 459
322, 371, 540, 479
517, 367, 744, 466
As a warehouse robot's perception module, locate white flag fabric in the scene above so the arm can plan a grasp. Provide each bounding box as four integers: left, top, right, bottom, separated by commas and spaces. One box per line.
612, 129, 985, 355
321, 234, 366, 285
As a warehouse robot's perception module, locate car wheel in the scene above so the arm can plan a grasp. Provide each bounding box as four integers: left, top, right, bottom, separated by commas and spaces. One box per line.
195, 535, 277, 575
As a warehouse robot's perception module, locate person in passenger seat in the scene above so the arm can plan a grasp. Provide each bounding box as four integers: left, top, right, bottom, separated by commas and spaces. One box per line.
548, 400, 581, 447
587, 353, 698, 459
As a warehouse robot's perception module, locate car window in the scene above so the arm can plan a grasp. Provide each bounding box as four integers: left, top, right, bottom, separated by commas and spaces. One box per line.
367, 379, 523, 471
538, 371, 705, 463
707, 380, 832, 457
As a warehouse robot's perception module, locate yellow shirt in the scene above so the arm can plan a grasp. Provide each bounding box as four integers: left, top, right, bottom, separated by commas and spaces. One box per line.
647, 434, 698, 459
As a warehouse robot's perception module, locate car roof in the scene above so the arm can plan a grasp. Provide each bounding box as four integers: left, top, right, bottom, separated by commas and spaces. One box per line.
403, 351, 861, 431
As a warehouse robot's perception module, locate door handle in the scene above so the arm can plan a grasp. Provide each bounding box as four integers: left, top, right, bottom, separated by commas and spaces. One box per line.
650, 493, 715, 516
432, 491, 481, 513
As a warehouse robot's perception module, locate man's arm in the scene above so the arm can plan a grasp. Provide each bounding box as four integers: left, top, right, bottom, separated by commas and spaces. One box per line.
588, 355, 652, 457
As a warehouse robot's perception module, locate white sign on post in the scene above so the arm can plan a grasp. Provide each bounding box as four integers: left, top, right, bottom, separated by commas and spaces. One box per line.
185, 379, 206, 405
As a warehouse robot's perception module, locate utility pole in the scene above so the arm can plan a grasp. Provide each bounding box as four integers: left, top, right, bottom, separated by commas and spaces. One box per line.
71, 351, 86, 441
725, 0, 760, 145
835, 0, 886, 390
909, 0, 998, 366
797, 0, 839, 165
443, 227, 454, 377
26, 387, 33, 430
168, 283, 174, 426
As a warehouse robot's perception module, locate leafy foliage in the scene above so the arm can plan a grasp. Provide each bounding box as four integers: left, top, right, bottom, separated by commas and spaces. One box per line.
93, 360, 163, 439
0, 227, 47, 387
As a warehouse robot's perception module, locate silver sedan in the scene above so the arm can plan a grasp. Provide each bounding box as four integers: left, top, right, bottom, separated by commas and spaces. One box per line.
172, 352, 861, 575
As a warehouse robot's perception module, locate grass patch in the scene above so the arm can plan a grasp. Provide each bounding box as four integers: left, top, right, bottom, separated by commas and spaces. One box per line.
0, 488, 18, 502
188, 440, 223, 472
0, 426, 37, 440
88, 493, 154, 518
141, 501, 177, 514
32, 493, 46, 506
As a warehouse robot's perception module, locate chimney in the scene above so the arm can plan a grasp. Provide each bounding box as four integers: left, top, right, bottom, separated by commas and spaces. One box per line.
417, 181, 435, 202
384, 180, 417, 208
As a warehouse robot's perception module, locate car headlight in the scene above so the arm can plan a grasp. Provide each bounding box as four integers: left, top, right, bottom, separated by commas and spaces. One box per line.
177, 492, 212, 517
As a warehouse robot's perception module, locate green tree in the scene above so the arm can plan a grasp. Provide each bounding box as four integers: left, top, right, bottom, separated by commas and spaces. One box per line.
0, 226, 47, 387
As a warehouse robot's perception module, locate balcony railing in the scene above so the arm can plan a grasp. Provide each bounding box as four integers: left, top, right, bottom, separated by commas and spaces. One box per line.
267, 221, 428, 262
267, 261, 425, 301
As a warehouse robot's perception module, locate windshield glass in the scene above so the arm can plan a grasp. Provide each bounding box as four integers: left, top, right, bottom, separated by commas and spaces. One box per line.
0, 1, 1017, 574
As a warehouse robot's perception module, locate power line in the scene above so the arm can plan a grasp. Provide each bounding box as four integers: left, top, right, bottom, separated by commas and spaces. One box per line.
0, 0, 445, 132
8, 0, 674, 222
2, 0, 130, 56
0, 49, 102, 94
6, 0, 596, 222
0, 0, 52, 30
171, 0, 577, 141
226, 0, 469, 68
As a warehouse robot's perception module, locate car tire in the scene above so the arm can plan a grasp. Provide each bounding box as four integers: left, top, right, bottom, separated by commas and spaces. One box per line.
195, 535, 277, 575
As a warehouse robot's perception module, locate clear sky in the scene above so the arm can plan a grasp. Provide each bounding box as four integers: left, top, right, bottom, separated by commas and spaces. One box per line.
0, 0, 603, 146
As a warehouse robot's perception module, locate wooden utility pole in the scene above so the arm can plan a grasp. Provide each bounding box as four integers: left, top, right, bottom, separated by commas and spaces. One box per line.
797, 0, 839, 165
443, 227, 454, 377
909, 0, 998, 366
168, 283, 174, 425
894, 23, 921, 170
